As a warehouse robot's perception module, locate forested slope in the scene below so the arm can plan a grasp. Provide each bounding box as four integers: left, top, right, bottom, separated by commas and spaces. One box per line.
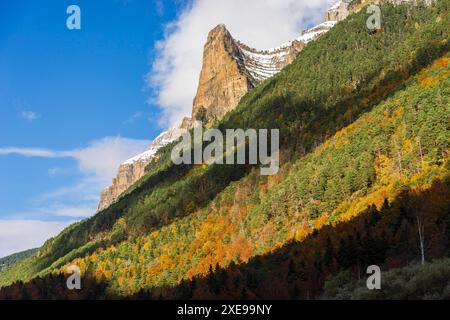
0, 1, 448, 298
0, 249, 38, 271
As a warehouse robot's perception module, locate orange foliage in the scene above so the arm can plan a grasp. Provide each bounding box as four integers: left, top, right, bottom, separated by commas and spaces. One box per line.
418, 55, 450, 87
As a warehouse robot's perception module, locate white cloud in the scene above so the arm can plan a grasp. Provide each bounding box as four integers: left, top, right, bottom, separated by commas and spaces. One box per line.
66, 137, 150, 182
20, 111, 39, 122
0, 220, 73, 258
0, 136, 150, 183
39, 204, 95, 218
0, 137, 150, 221
0, 147, 60, 157
148, 0, 332, 127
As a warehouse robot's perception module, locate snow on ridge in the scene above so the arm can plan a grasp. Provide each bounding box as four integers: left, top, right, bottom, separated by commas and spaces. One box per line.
122, 126, 186, 165
235, 20, 337, 82
124, 7, 341, 165
238, 45, 289, 81
122, 148, 158, 165
329, 0, 343, 11
297, 21, 337, 43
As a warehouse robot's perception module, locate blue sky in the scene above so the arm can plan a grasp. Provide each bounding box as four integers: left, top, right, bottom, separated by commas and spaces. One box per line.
0, 0, 182, 256
0, 0, 331, 257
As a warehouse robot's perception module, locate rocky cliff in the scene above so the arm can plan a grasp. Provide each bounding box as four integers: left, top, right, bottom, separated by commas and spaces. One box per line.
191, 24, 254, 124
325, 0, 350, 22
97, 161, 147, 212
98, 2, 343, 211
97, 125, 187, 211
192, 19, 338, 124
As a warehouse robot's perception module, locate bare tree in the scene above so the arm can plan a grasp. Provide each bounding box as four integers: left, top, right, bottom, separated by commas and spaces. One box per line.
409, 196, 426, 265
416, 214, 425, 266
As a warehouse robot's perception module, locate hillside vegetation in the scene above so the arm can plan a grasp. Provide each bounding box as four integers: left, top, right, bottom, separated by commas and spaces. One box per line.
0, 1, 449, 299
323, 258, 450, 299
0, 249, 38, 271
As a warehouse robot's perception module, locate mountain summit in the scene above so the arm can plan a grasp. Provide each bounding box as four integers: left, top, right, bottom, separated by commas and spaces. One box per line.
191, 20, 339, 124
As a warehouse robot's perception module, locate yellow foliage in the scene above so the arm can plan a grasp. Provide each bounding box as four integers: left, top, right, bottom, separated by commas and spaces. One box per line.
117, 218, 126, 227
89, 253, 97, 263
374, 154, 394, 185
314, 214, 329, 229
334, 138, 349, 149
294, 225, 313, 242
402, 139, 413, 154
418, 55, 450, 87
143, 242, 151, 252
103, 270, 112, 279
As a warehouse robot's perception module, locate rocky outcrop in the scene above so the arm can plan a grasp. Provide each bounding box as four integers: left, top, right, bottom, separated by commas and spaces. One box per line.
192, 20, 338, 124
97, 161, 147, 212
191, 24, 254, 124
98, 2, 343, 211
325, 1, 350, 22
97, 125, 187, 211
180, 116, 193, 130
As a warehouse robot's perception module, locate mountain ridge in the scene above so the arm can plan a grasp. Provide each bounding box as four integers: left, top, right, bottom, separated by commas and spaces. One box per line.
98, 2, 345, 211
0, 0, 448, 299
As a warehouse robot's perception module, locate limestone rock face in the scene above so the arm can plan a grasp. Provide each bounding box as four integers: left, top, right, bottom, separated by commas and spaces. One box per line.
192, 20, 337, 124
180, 116, 193, 130
191, 24, 253, 124
344, 0, 428, 17
97, 125, 187, 211
97, 161, 147, 211
325, 1, 350, 22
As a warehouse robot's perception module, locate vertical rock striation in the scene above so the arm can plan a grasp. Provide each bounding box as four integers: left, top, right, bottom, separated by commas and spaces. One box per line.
191, 24, 254, 124
192, 19, 339, 124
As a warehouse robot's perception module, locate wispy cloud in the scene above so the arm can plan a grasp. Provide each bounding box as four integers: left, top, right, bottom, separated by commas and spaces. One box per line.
37, 177, 101, 202
155, 0, 164, 16
126, 112, 143, 124
20, 111, 39, 122
0, 136, 150, 221
38, 204, 95, 218
0, 147, 65, 158
48, 167, 64, 176
0, 136, 150, 182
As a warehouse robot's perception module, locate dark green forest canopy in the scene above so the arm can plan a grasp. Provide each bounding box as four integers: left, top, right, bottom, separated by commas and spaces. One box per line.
0, 0, 448, 291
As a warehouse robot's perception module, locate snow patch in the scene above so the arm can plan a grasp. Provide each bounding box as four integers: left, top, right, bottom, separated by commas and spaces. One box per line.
235, 20, 337, 82
123, 126, 187, 165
